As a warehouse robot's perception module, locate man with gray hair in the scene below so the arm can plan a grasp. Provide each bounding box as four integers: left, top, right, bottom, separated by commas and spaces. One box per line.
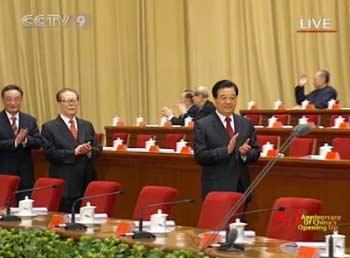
193, 86, 216, 120
295, 70, 337, 109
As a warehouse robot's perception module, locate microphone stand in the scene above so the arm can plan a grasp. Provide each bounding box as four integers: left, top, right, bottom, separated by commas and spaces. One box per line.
201, 126, 310, 252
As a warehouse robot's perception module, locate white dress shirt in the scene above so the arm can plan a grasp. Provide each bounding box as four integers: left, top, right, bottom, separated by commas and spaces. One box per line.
215, 110, 235, 132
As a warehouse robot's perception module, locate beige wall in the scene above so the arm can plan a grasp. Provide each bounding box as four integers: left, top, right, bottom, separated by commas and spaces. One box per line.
0, 0, 349, 132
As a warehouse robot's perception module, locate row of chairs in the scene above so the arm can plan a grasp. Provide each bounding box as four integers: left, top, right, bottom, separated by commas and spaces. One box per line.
0, 175, 322, 241
111, 133, 186, 150
246, 114, 350, 126
258, 135, 350, 159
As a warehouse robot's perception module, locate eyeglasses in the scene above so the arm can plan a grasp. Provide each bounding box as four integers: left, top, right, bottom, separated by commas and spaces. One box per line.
217, 94, 237, 101
4, 97, 22, 103
60, 99, 79, 105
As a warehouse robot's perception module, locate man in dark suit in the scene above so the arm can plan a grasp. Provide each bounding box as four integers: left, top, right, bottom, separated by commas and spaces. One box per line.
0, 85, 42, 200
161, 90, 198, 125
41, 88, 102, 212
193, 86, 216, 120
194, 80, 260, 199
295, 70, 337, 109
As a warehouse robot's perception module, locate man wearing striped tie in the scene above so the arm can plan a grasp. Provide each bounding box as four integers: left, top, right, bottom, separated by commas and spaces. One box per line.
41, 88, 102, 212
0, 85, 42, 199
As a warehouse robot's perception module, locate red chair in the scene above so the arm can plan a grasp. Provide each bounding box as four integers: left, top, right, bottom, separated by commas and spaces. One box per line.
135, 135, 155, 148
133, 186, 178, 220
257, 135, 280, 150
245, 114, 261, 126
266, 197, 323, 241
31, 177, 65, 212
111, 133, 130, 146
288, 138, 316, 157
303, 115, 320, 126
164, 134, 186, 150
0, 175, 20, 207
95, 133, 104, 145
197, 192, 245, 230
81, 181, 121, 217
273, 114, 290, 125
332, 138, 350, 159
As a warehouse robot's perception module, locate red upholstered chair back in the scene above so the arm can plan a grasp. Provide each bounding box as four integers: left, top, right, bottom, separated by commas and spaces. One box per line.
133, 186, 178, 220
245, 114, 261, 126
266, 197, 323, 241
95, 133, 105, 145
81, 181, 121, 217
257, 135, 281, 150
288, 138, 316, 157
273, 114, 290, 125
331, 115, 350, 126
197, 192, 245, 230
164, 134, 186, 150
0, 175, 20, 207
332, 138, 350, 159
31, 177, 65, 211
111, 133, 130, 146
303, 114, 320, 126
135, 135, 155, 148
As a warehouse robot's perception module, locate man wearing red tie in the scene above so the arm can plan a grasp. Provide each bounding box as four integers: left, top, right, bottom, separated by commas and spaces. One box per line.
41, 88, 102, 212
0, 85, 42, 199
194, 80, 260, 199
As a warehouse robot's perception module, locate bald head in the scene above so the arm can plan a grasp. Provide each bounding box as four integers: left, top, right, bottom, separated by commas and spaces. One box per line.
193, 86, 209, 107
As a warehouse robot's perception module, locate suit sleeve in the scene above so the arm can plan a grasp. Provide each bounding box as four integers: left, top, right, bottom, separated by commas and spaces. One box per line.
41, 124, 76, 164
25, 119, 42, 149
295, 85, 306, 105
194, 122, 229, 166
170, 116, 184, 126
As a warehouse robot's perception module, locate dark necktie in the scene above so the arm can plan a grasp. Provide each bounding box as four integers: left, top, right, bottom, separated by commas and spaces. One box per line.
225, 117, 234, 138
69, 119, 78, 139
11, 116, 18, 135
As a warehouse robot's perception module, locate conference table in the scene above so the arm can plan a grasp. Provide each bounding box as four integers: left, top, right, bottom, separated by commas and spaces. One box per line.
240, 109, 350, 127
0, 212, 309, 258
33, 150, 350, 247
104, 126, 350, 150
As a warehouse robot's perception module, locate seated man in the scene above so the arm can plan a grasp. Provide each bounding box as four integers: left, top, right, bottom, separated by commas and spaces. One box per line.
193, 86, 216, 120
295, 70, 337, 109
161, 90, 198, 125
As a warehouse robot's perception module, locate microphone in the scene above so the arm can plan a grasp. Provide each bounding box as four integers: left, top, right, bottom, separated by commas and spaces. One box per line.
227, 206, 285, 218
201, 124, 312, 252
292, 124, 313, 136
0, 184, 57, 222
132, 198, 195, 240
65, 190, 126, 231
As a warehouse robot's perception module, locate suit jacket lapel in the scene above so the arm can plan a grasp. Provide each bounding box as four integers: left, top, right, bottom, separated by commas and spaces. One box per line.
233, 114, 245, 151
1, 110, 15, 137
212, 113, 230, 143
18, 112, 24, 130
56, 116, 78, 143
77, 118, 86, 144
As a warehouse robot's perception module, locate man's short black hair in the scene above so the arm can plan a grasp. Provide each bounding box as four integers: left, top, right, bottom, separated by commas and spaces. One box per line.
183, 90, 194, 100
212, 80, 239, 99
319, 70, 330, 84
56, 88, 80, 102
1, 85, 24, 98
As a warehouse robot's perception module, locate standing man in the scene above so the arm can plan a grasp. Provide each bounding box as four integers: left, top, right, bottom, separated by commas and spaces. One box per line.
192, 86, 216, 120
41, 88, 102, 212
0, 85, 42, 199
194, 80, 260, 199
161, 90, 198, 125
295, 70, 337, 109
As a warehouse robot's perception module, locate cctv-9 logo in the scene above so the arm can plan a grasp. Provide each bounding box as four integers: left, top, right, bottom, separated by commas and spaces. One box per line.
21, 14, 88, 28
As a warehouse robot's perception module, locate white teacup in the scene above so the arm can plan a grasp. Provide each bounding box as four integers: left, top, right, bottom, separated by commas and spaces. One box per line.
150, 209, 168, 232
18, 196, 34, 215
80, 202, 96, 223
229, 218, 247, 243
325, 231, 345, 257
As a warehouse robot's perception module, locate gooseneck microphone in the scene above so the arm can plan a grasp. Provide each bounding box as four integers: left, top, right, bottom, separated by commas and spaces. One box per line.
0, 184, 58, 222
65, 190, 126, 231
201, 124, 312, 252
132, 198, 195, 240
